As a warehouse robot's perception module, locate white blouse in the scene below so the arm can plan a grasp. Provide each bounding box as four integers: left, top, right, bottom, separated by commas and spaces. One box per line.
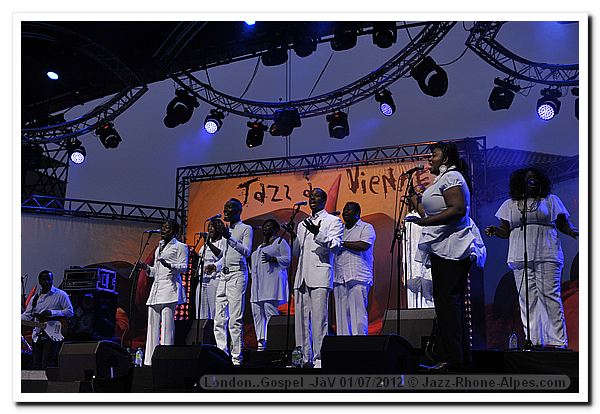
198, 238, 225, 280
495, 194, 569, 267
250, 239, 291, 304
416, 170, 486, 267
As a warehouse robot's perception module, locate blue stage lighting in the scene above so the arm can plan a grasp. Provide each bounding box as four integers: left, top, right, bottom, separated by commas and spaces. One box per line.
245, 20, 256, 26
67, 139, 86, 164
536, 88, 562, 121
204, 109, 224, 134
375, 89, 396, 116
47, 71, 59, 80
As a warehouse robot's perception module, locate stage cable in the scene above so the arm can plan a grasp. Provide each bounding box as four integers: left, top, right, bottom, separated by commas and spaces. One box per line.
308, 52, 334, 98
239, 57, 261, 99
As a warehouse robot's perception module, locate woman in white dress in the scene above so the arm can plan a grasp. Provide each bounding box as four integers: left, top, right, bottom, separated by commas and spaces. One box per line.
250, 219, 290, 351
485, 167, 578, 349
196, 221, 225, 319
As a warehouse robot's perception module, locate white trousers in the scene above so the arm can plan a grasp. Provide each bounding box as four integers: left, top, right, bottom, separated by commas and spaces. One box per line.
214, 271, 247, 363
196, 277, 219, 319
294, 283, 329, 367
251, 300, 280, 345
144, 302, 177, 366
513, 261, 568, 347
333, 281, 370, 336
406, 276, 435, 309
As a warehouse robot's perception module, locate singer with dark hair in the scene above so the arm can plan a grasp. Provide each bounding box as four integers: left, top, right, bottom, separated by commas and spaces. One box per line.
138, 219, 188, 366
485, 167, 578, 349
408, 142, 486, 371
196, 221, 225, 319
250, 219, 290, 351
209, 198, 253, 365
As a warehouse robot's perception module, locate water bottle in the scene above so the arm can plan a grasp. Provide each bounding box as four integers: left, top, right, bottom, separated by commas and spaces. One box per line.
291, 346, 303, 368
508, 332, 518, 350
135, 347, 144, 367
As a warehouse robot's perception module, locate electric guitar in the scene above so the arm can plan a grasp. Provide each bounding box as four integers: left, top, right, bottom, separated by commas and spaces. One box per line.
21, 316, 68, 341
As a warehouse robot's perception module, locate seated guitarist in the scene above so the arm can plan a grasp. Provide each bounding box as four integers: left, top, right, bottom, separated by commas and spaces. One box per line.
21, 270, 74, 370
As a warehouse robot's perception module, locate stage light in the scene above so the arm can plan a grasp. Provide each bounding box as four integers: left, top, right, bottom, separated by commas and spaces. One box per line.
246, 121, 268, 148
67, 139, 86, 164
47, 71, 59, 80
374, 89, 396, 116
488, 78, 521, 111
326, 111, 349, 139
261, 42, 288, 66
536, 88, 562, 121
164, 89, 199, 128
269, 108, 301, 136
95, 122, 122, 149
204, 109, 224, 134
410, 56, 448, 97
372, 22, 397, 48
293, 34, 317, 58
245, 20, 256, 26
331, 24, 358, 51
572, 87, 579, 119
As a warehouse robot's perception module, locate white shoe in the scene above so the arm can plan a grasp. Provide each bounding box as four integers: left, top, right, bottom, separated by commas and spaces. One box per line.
232, 358, 242, 366
313, 360, 321, 369
257, 340, 266, 351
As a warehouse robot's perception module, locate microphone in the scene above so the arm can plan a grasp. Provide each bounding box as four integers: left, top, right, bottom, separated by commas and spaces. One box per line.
205, 213, 222, 222
526, 178, 537, 186
294, 201, 308, 206
331, 211, 341, 216
402, 164, 425, 175
194, 232, 208, 237
143, 229, 161, 234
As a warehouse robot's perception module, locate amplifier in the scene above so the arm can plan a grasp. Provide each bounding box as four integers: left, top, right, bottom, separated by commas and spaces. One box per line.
63, 268, 117, 292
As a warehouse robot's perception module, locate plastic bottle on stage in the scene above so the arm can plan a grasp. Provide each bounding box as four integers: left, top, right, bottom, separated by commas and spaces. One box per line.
508, 332, 518, 350
135, 347, 144, 367
291, 346, 303, 368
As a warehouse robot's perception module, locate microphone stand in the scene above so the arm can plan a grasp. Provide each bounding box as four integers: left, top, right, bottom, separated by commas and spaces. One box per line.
128, 232, 155, 344
193, 230, 209, 345
389, 171, 417, 335
277, 204, 302, 366
521, 182, 533, 350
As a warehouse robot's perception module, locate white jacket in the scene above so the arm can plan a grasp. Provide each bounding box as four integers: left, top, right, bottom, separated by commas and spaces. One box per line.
146, 237, 189, 305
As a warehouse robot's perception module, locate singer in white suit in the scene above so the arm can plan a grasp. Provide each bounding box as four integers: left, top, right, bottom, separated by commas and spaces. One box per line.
286, 188, 344, 368
250, 219, 290, 351
140, 219, 188, 366
196, 221, 225, 319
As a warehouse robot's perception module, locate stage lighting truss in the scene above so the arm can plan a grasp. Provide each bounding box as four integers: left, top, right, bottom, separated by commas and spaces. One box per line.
537, 87, 562, 121
168, 22, 456, 123
95, 122, 122, 149
246, 120, 268, 148
21, 23, 148, 145
466, 21, 578, 87
326, 111, 350, 139
488, 77, 521, 111
375, 89, 396, 116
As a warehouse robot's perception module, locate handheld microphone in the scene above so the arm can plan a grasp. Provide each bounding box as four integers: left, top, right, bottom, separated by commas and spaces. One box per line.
402, 164, 425, 175
143, 229, 161, 234
526, 178, 537, 186
294, 201, 308, 206
205, 213, 222, 222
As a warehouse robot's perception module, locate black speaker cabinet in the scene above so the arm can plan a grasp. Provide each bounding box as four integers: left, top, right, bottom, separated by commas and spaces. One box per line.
66, 289, 118, 340
151, 345, 233, 391
57, 341, 132, 382
321, 334, 418, 374
381, 309, 436, 349
174, 319, 216, 346
266, 315, 295, 351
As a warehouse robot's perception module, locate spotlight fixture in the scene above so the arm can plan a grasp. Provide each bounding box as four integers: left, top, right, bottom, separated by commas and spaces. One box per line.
572, 87, 579, 120
204, 109, 225, 134
375, 89, 396, 116
95, 122, 122, 149
372, 22, 397, 49
47, 71, 59, 80
293, 34, 317, 58
326, 111, 350, 139
164, 89, 199, 128
67, 139, 86, 164
269, 108, 301, 136
261, 41, 288, 66
488, 78, 521, 111
410, 56, 448, 97
331, 23, 358, 51
246, 121, 268, 148
536, 88, 562, 121
245, 20, 256, 26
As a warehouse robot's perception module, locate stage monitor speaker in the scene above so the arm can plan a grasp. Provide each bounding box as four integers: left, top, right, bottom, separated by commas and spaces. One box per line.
321, 334, 418, 374
57, 341, 132, 382
266, 315, 295, 351
65, 289, 118, 339
381, 308, 436, 349
151, 345, 233, 391
174, 319, 216, 346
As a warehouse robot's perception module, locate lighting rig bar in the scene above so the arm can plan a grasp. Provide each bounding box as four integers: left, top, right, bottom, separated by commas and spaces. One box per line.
466, 21, 578, 87
21, 23, 149, 144
169, 22, 456, 121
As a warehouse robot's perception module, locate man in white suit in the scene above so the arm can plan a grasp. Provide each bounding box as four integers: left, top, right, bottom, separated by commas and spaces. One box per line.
139, 219, 188, 366
286, 188, 343, 368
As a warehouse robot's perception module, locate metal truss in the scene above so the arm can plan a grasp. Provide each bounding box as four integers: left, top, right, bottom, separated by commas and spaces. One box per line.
466, 21, 578, 87
175, 136, 486, 240
22, 195, 176, 224
21, 22, 148, 144
22, 141, 70, 198
170, 22, 456, 120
